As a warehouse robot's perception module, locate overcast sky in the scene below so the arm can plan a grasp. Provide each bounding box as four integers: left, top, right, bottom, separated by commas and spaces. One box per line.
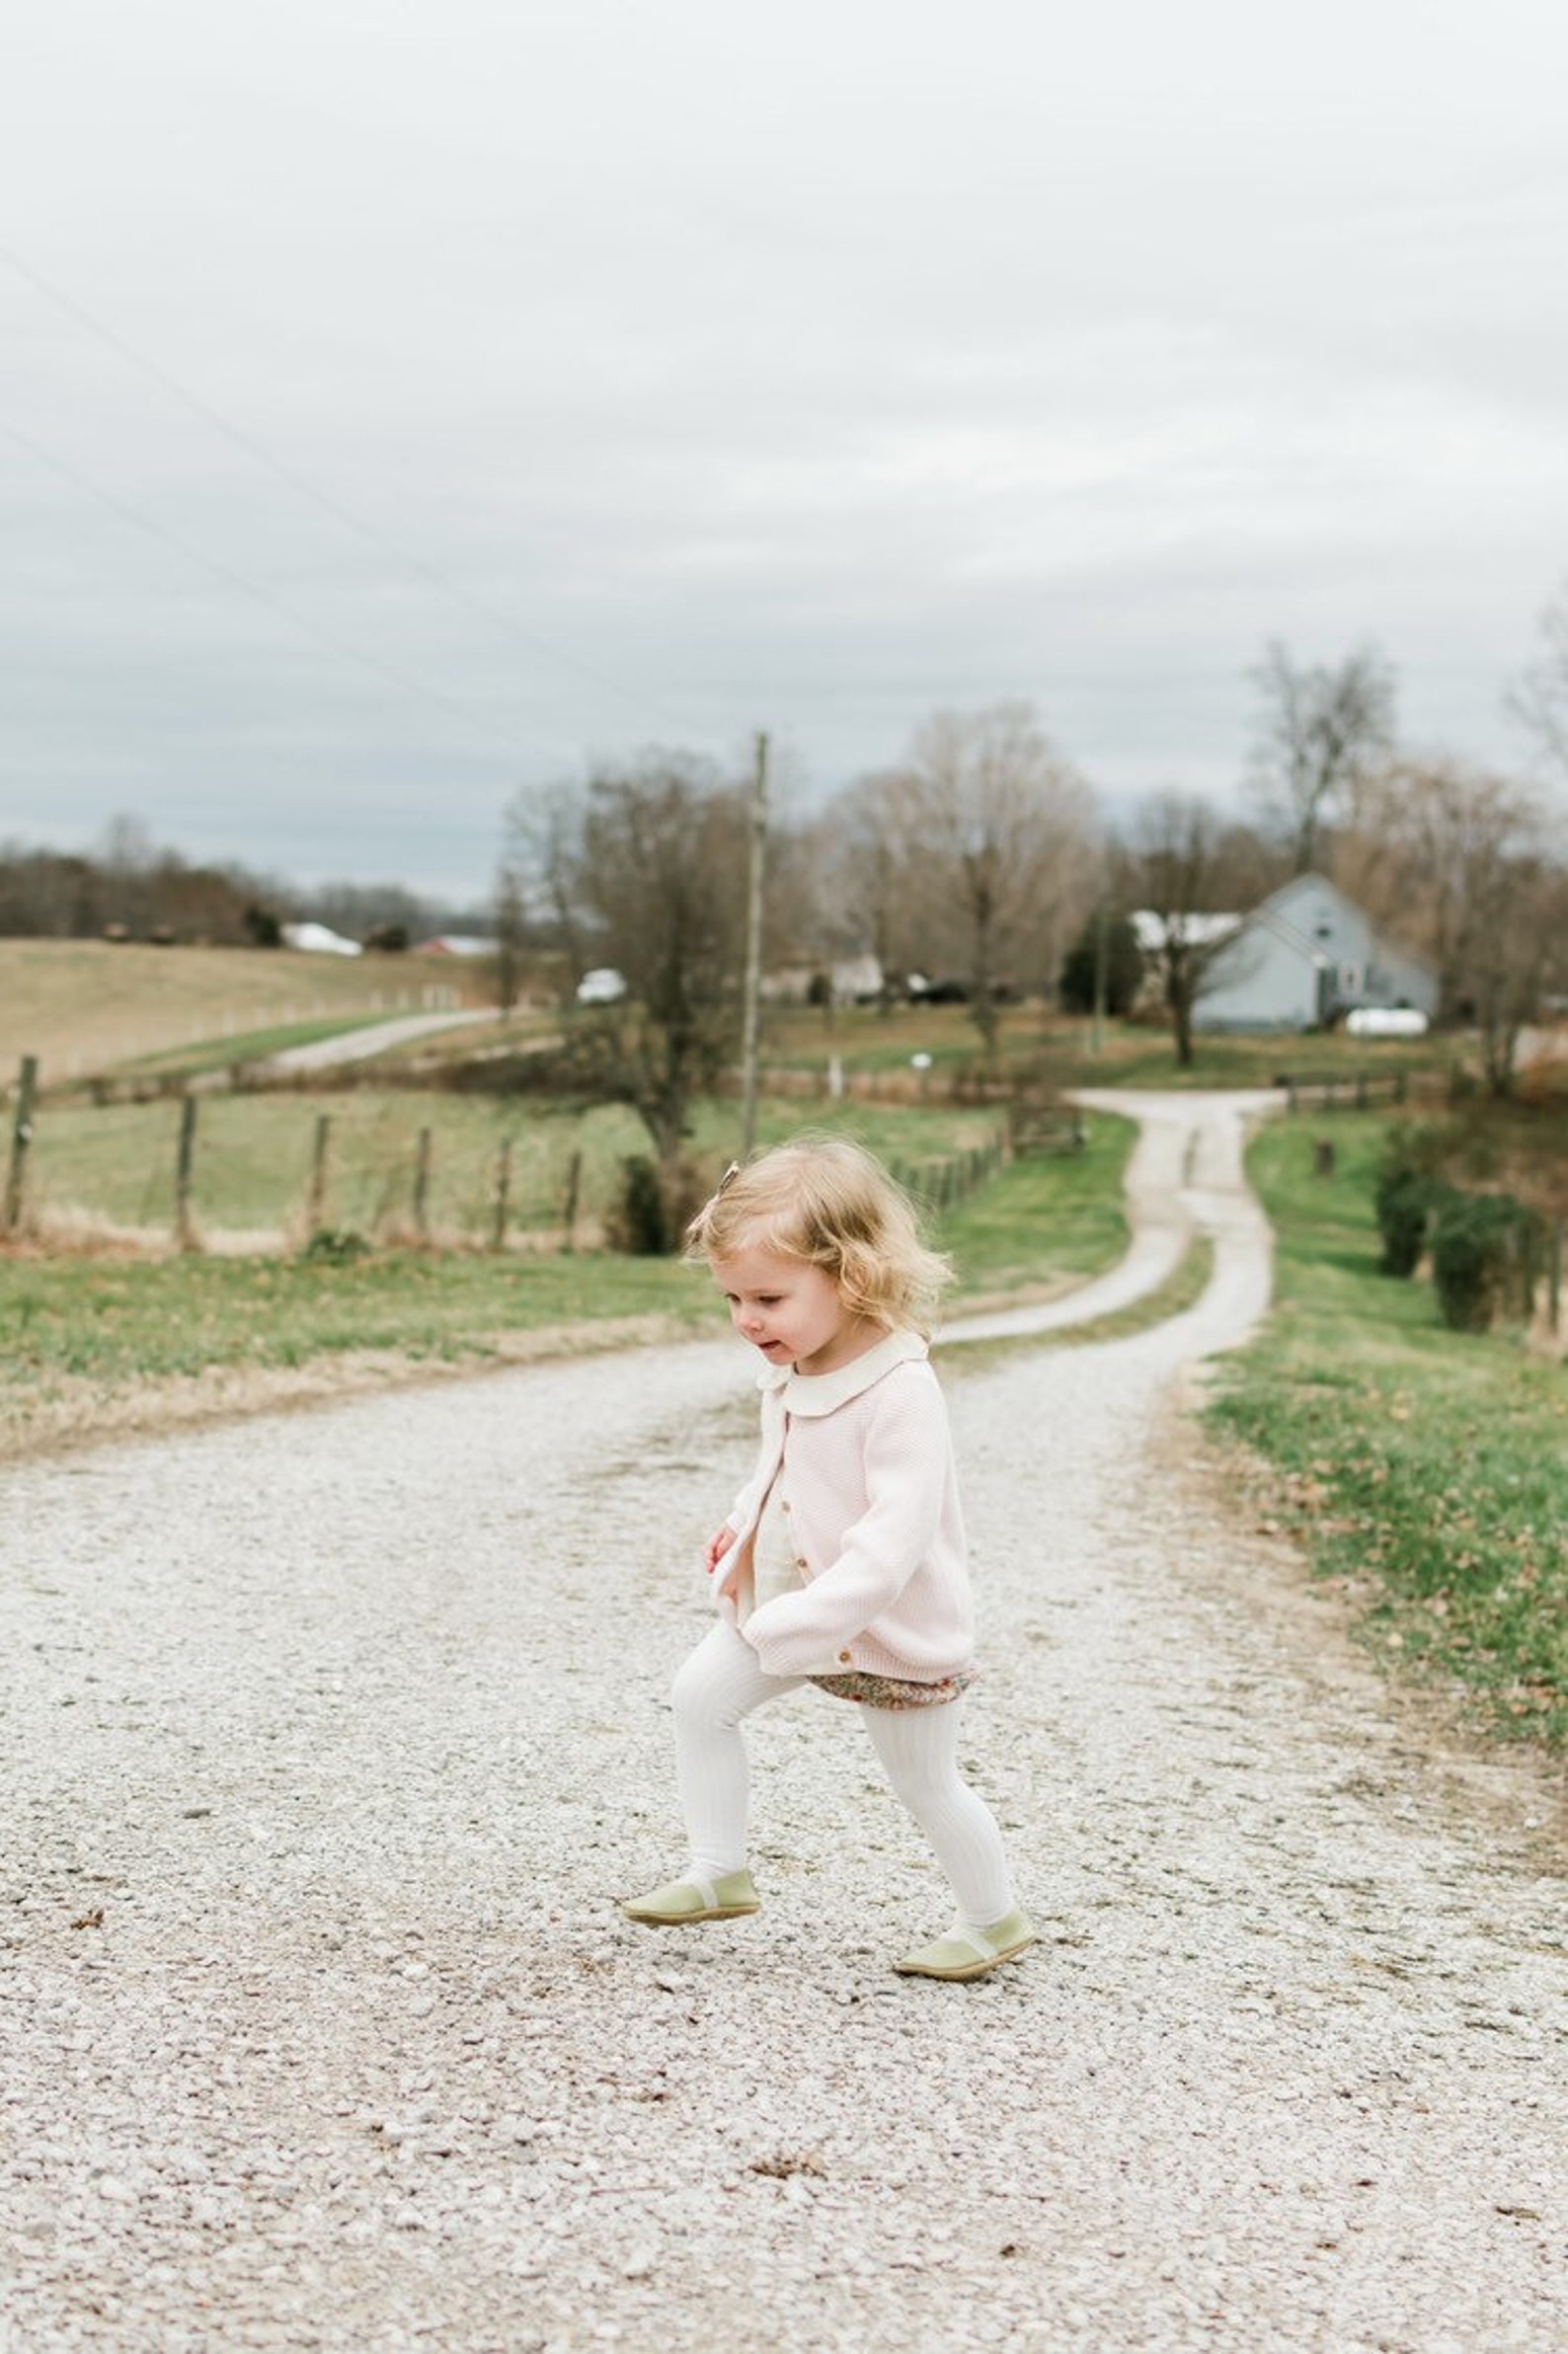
4, 0, 1566, 900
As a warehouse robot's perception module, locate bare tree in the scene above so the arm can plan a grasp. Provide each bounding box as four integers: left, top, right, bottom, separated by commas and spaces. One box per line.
0, 847, 97, 937
492, 862, 526, 1014
899, 702, 1099, 1071
1354, 758, 1557, 1093
1512, 580, 1568, 780
804, 769, 925, 1014
1247, 641, 1397, 874
1117, 793, 1252, 1068
501, 779, 596, 1001
1466, 853, 1563, 1097
96, 812, 159, 936
581, 753, 751, 1175
500, 754, 749, 1211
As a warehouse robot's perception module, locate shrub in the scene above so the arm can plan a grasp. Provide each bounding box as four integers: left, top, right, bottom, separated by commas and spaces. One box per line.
602, 1154, 711, 1255
1430, 1192, 1545, 1332
1373, 1127, 1451, 1278
1375, 1169, 1422, 1276
300, 1226, 371, 1266
605, 1155, 669, 1255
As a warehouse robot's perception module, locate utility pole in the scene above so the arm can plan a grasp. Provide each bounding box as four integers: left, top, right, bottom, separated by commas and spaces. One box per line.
1090, 902, 1109, 1059
739, 730, 770, 1157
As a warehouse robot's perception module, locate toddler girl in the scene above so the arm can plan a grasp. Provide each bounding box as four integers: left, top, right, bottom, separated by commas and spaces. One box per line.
623, 1135, 1033, 1981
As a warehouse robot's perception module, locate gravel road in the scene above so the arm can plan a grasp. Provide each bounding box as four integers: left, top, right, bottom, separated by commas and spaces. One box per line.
260, 1008, 504, 1074
3, 1095, 1563, 2351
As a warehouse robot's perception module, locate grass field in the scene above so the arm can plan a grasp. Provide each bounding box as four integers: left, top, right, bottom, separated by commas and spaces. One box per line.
1208, 1114, 1568, 1751
758, 999, 1450, 1096
0, 939, 487, 1086
0, 1108, 1137, 1453
13, 1089, 1016, 1247
1, 938, 1464, 1102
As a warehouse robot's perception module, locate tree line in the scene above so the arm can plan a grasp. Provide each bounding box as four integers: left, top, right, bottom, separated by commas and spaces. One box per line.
494, 630, 1568, 1196
0, 815, 485, 950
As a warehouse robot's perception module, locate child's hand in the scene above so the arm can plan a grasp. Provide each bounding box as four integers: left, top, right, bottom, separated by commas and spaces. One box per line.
704, 1525, 738, 1574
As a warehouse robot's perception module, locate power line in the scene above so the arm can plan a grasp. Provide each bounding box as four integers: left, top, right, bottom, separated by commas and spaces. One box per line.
0, 240, 708, 744
3, 420, 536, 759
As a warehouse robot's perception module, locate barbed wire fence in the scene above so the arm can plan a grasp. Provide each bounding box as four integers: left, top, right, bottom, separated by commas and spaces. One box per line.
3, 1059, 1010, 1256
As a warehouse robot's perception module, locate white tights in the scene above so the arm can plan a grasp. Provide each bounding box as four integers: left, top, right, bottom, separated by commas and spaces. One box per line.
670, 1621, 1015, 1929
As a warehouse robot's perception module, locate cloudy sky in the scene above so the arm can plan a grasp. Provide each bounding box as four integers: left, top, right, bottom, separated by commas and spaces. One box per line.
4, 0, 1566, 898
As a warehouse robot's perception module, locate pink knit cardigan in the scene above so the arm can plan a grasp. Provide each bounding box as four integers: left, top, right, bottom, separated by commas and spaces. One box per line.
711, 1328, 977, 1684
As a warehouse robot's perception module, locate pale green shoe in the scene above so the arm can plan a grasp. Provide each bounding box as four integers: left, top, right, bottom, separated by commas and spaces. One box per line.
894, 1907, 1035, 1981
622, 1868, 761, 1925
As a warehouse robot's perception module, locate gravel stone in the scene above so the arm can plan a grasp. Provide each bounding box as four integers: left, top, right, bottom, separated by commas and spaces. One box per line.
2, 1090, 1563, 2349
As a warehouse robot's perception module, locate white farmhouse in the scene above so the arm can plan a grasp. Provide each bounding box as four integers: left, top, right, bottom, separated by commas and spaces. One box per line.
1192, 875, 1438, 1033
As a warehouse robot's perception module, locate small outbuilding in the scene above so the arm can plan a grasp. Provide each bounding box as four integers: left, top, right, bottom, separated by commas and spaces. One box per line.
281, 921, 363, 957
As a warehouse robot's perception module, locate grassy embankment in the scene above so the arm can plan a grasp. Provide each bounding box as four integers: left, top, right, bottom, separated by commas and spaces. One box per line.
1208, 1114, 1568, 1751
0, 1103, 1138, 1455
759, 999, 1449, 1094
0, 938, 485, 1084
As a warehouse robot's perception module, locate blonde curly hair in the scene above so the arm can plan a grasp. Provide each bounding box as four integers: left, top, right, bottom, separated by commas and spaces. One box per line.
685, 1133, 952, 1337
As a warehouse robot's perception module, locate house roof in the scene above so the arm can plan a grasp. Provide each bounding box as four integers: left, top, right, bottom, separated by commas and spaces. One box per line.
1130, 910, 1241, 954
1242, 874, 1437, 980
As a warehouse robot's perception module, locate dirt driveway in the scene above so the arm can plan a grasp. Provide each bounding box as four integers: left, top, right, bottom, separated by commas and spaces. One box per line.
2, 1094, 1563, 2351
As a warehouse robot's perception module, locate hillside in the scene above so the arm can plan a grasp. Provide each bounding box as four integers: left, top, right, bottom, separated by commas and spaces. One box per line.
0, 939, 490, 1087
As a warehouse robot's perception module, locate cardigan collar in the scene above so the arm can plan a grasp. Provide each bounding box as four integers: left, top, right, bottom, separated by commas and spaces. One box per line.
756, 1326, 927, 1419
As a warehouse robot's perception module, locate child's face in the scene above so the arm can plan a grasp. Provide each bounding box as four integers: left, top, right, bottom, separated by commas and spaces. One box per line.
711, 1240, 873, 1376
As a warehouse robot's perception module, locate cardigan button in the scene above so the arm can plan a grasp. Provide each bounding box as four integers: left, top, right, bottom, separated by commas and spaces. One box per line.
837, 1650, 852, 1665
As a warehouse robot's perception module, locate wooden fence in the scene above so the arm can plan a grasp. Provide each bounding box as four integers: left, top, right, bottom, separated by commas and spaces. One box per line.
2, 1058, 1011, 1254
1276, 1066, 1448, 1114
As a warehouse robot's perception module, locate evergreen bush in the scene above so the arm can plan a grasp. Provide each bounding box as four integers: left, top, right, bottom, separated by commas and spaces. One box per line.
606, 1155, 669, 1255
1430, 1192, 1545, 1332
1373, 1128, 1450, 1278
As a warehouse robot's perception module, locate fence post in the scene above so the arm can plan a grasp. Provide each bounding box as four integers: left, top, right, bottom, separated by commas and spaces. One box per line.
4, 1056, 39, 1233
562, 1148, 583, 1252
307, 1113, 332, 1233
413, 1127, 432, 1240
492, 1137, 513, 1252
175, 1095, 198, 1250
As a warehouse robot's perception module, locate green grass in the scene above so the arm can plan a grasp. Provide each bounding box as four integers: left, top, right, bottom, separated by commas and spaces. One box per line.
938, 1115, 1133, 1293
761, 1001, 1450, 1096
20, 1089, 1013, 1244
1208, 1114, 1568, 1749
124, 1012, 401, 1076
0, 1250, 725, 1391
0, 1119, 1136, 1401
0, 1100, 1137, 1447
